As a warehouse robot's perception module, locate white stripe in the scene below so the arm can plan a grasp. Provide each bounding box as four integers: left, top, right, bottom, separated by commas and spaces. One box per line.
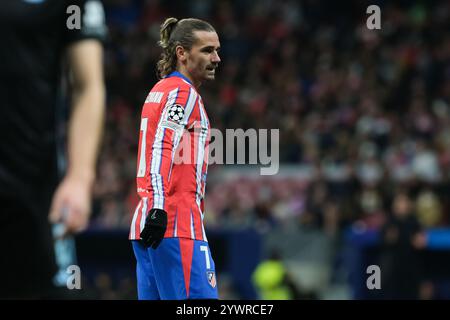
150, 173, 160, 208
130, 200, 142, 239
190, 211, 195, 239
194, 101, 209, 241
181, 79, 191, 86
156, 173, 164, 209
201, 214, 208, 242
150, 88, 179, 209
200, 99, 210, 199
139, 197, 148, 233
195, 102, 208, 199
168, 132, 179, 181
145, 91, 164, 104
196, 195, 206, 241
180, 89, 198, 126
196, 193, 202, 216
174, 213, 178, 237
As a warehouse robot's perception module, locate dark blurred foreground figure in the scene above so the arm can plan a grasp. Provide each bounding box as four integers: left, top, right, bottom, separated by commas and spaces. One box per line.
380, 192, 426, 299
0, 0, 106, 298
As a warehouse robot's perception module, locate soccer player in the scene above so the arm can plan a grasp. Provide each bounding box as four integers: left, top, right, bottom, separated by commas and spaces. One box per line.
129, 17, 221, 300
0, 0, 106, 298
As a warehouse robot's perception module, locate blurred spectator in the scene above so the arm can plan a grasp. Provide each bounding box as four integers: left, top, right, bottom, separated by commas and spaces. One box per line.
252, 249, 313, 300
415, 188, 443, 227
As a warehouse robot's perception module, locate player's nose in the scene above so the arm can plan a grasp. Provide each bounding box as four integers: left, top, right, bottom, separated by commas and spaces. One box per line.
211, 51, 221, 63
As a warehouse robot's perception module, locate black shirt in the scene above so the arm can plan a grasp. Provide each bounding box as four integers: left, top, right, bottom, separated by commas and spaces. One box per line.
0, 0, 106, 195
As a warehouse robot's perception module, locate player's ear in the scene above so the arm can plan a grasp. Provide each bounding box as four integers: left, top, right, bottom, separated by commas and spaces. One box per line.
176, 45, 187, 63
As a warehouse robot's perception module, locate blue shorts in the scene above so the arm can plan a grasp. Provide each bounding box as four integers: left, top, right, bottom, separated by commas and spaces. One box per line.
132, 238, 219, 300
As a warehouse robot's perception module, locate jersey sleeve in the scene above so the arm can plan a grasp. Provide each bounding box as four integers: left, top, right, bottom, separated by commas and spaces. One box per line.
143, 85, 198, 211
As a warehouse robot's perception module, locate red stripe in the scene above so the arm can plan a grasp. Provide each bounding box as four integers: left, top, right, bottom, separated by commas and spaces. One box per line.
179, 238, 194, 298
200, 200, 205, 217
177, 207, 191, 239
174, 86, 191, 106
166, 206, 176, 237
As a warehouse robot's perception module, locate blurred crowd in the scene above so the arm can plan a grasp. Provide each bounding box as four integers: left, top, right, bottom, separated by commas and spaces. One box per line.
91, 0, 450, 243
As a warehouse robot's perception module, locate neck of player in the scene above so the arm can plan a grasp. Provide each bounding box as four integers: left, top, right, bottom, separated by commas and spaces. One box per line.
177, 69, 201, 89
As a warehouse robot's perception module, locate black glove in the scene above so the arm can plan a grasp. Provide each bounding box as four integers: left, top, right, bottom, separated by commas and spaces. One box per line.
140, 208, 168, 249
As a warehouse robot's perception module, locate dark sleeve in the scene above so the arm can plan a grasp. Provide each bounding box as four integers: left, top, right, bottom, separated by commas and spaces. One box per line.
64, 0, 107, 44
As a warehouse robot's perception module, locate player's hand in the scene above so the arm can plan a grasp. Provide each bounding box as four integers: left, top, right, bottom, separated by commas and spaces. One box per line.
140, 208, 167, 249
49, 174, 92, 235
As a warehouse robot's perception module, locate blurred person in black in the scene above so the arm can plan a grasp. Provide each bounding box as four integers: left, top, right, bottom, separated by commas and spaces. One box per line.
0, 0, 106, 298
380, 191, 426, 299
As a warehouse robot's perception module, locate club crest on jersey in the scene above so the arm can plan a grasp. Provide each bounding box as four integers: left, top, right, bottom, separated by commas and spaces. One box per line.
167, 104, 184, 124
207, 271, 216, 288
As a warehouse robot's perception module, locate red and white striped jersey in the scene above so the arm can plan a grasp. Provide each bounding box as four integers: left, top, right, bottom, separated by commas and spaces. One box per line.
129, 72, 211, 242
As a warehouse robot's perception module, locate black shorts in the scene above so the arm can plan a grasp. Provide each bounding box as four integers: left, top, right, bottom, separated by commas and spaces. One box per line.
0, 187, 58, 298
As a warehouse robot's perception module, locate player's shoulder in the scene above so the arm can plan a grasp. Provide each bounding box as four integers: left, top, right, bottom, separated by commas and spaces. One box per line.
155, 76, 194, 94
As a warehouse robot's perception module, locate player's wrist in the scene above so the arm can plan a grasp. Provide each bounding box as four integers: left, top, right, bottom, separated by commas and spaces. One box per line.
65, 168, 95, 188
151, 208, 167, 215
